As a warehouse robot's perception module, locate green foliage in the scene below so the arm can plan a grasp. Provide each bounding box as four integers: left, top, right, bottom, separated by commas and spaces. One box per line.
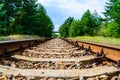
97, 0, 120, 37
0, 0, 53, 37
69, 20, 84, 37
36, 4, 53, 37
0, 4, 7, 36
81, 10, 101, 36
105, 21, 119, 37
0, 0, 19, 35
19, 0, 38, 35
10, 25, 23, 35
59, 10, 102, 37
91, 11, 102, 35
104, 0, 120, 34
0, 4, 6, 18
59, 17, 74, 38
97, 21, 119, 37
97, 24, 106, 36
59, 0, 120, 38
52, 33, 58, 38
81, 10, 92, 35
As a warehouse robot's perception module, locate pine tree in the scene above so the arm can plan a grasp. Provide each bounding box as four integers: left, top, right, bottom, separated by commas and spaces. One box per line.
104, 0, 120, 35
81, 10, 92, 35
0, 4, 6, 36
59, 17, 74, 38
36, 4, 53, 37
19, 0, 38, 35
0, 0, 25, 35
0, 0, 16, 35
0, 0, 54, 37
81, 10, 101, 36
91, 11, 102, 35
69, 20, 84, 37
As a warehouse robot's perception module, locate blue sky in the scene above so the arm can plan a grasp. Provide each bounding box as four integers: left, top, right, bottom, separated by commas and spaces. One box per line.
37, 0, 108, 31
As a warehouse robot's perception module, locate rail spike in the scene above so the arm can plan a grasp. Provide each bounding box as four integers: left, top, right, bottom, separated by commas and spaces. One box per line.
81, 44, 84, 49
96, 49, 105, 57
117, 60, 120, 68
100, 48, 105, 57
88, 46, 92, 52
74, 41, 79, 47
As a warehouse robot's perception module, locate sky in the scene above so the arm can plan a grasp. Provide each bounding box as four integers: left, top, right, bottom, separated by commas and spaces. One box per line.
37, 0, 108, 31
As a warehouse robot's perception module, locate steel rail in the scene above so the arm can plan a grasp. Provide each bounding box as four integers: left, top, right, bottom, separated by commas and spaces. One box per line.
64, 39, 120, 62
0, 38, 51, 55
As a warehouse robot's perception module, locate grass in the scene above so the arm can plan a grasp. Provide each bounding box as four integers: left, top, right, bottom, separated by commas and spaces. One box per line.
1, 35, 120, 45
69, 36, 120, 45
0, 35, 40, 41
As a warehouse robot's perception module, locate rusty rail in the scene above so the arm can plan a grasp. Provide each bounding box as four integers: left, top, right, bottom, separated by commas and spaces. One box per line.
64, 39, 120, 62
0, 38, 51, 55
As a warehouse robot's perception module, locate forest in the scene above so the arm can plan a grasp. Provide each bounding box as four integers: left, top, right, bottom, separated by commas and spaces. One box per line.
0, 0, 120, 38
0, 0, 53, 37
59, 0, 120, 38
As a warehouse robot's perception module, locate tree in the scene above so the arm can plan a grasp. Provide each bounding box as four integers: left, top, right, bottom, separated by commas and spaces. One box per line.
104, 0, 120, 34
59, 17, 74, 37
81, 10, 101, 36
0, 0, 23, 35
36, 4, 53, 37
69, 20, 84, 37
15, 1, 54, 36
81, 10, 92, 35
0, 0, 26, 35
105, 21, 119, 37
97, 23, 106, 36
91, 11, 102, 35
59, 10, 102, 37
0, 0, 54, 37
0, 4, 6, 18
19, 0, 38, 35
0, 4, 6, 36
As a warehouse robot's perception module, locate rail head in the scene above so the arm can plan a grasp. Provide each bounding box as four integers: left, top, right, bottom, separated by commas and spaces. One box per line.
0, 38, 46, 44
65, 38, 120, 50
64, 38, 120, 62
0, 38, 52, 55
76, 40, 120, 50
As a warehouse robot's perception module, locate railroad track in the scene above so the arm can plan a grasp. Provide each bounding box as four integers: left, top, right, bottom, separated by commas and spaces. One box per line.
0, 38, 120, 80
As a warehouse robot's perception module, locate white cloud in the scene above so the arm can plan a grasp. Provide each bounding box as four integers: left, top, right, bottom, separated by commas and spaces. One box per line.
37, 0, 107, 31
38, 0, 107, 18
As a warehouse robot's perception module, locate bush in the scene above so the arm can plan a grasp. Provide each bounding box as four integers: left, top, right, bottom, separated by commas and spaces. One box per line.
105, 21, 119, 37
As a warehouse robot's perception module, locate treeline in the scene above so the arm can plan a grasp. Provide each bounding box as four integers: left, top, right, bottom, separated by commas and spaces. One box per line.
59, 0, 120, 38
0, 0, 53, 37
